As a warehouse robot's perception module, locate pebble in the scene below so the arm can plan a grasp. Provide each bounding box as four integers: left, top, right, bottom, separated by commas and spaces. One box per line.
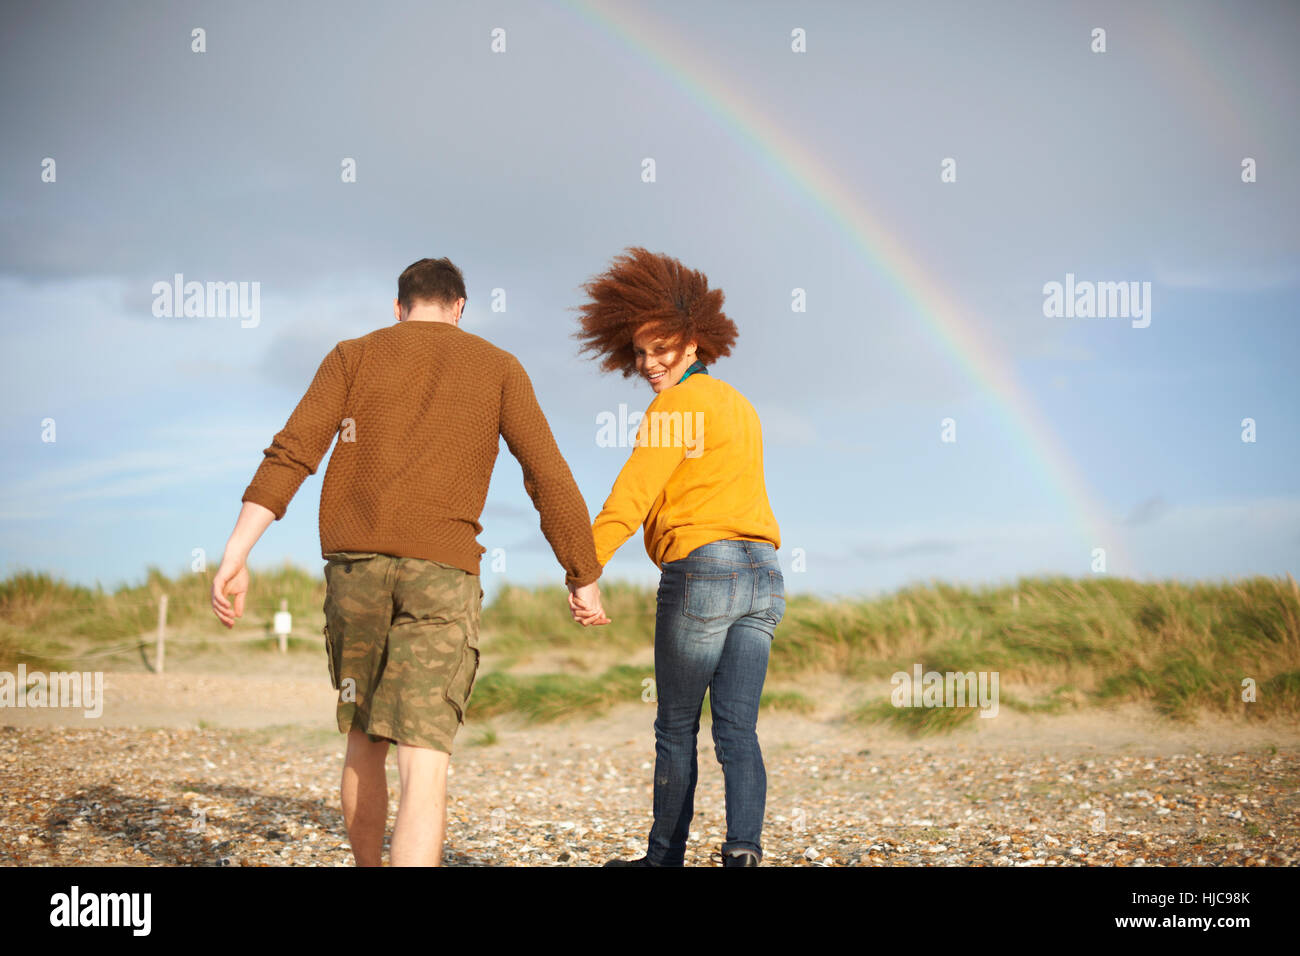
1, 727, 1295, 867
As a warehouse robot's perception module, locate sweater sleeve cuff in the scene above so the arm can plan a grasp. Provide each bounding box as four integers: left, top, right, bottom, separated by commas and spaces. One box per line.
566, 566, 602, 590
241, 487, 287, 521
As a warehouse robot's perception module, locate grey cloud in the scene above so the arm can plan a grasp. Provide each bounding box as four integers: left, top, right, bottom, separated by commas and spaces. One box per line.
852, 539, 962, 563
1124, 495, 1170, 528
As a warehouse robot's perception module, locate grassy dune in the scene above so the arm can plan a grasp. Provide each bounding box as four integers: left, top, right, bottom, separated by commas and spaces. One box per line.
481, 574, 1300, 731
0, 564, 324, 668
2, 567, 1297, 732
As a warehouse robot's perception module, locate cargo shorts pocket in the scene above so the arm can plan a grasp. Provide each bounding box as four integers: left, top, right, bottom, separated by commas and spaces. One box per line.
443, 634, 480, 725
322, 623, 340, 690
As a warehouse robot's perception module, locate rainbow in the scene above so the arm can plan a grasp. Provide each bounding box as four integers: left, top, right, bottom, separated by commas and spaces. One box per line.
555, 0, 1129, 575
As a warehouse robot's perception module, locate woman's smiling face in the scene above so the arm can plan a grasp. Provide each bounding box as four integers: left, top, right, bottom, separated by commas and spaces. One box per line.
634, 325, 698, 393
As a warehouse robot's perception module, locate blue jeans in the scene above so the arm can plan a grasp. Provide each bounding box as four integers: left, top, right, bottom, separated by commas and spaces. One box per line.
645, 539, 786, 865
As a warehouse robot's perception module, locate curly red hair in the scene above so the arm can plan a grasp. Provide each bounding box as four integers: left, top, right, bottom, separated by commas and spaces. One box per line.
572, 247, 738, 377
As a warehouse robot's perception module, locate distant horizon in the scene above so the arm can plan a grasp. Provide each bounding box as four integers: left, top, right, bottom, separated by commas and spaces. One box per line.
2, 557, 1293, 610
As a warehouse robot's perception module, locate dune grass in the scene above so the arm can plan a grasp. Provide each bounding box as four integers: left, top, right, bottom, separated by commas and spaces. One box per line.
0, 564, 328, 668
469, 664, 814, 723
483, 573, 1300, 722
2, 566, 1296, 730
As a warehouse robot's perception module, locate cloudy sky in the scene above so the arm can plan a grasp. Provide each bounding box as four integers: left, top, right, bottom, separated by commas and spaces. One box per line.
1, 0, 1296, 605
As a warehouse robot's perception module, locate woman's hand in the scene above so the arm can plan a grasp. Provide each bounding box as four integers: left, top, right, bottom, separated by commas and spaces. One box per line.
568, 581, 611, 626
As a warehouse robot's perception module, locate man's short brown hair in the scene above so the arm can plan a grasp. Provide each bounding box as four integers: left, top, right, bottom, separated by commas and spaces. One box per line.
398, 258, 468, 314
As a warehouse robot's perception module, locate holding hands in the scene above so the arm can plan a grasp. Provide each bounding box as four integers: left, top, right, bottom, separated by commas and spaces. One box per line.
568, 580, 611, 626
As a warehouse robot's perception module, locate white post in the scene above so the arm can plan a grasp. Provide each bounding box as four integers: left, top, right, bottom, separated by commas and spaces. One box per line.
274, 598, 292, 653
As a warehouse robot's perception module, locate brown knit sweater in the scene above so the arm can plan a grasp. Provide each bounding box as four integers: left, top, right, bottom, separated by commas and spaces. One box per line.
241, 319, 603, 588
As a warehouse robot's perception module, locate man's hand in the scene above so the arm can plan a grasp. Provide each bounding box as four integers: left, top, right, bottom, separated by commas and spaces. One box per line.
211, 501, 275, 629
212, 557, 250, 628
568, 580, 611, 626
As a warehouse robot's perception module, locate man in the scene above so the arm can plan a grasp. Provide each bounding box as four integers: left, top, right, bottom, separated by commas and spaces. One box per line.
210, 257, 610, 866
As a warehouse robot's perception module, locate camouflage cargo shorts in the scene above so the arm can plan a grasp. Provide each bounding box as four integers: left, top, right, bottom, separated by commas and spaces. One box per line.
321, 550, 483, 754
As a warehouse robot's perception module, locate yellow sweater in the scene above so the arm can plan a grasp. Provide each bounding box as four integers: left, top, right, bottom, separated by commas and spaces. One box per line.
592, 372, 780, 569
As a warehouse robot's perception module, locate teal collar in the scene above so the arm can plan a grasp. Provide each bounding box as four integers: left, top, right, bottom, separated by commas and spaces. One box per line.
677, 359, 708, 384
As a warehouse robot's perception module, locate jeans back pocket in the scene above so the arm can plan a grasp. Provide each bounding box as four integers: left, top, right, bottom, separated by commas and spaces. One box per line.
683, 571, 739, 623
766, 568, 786, 628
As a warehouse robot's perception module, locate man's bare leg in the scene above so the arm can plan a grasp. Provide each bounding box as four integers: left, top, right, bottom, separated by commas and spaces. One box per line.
391, 743, 451, 866
341, 729, 390, 866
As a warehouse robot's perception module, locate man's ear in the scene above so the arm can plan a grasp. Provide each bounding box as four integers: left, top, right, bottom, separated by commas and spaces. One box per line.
393, 298, 403, 322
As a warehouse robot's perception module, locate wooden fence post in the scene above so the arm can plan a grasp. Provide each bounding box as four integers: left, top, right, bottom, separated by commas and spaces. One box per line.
156, 594, 168, 675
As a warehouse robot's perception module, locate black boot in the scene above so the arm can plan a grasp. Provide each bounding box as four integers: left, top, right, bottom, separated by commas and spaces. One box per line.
711, 847, 760, 867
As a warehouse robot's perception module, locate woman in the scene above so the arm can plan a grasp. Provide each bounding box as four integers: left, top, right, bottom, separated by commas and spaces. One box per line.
570, 247, 785, 867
